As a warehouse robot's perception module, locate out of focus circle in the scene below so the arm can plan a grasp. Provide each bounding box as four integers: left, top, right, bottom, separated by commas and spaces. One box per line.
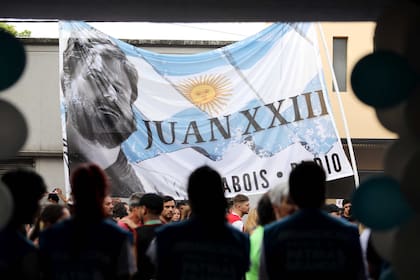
375, 101, 408, 134
379, 266, 397, 280
351, 51, 417, 109
384, 137, 420, 181
374, 1, 420, 74
371, 228, 397, 262
374, 2, 418, 54
400, 150, 420, 213
352, 175, 413, 230
0, 100, 28, 159
405, 86, 420, 140
0, 181, 13, 229
0, 29, 26, 91
393, 215, 420, 280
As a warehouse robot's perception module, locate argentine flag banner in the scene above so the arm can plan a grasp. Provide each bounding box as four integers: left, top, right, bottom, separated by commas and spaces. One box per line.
59, 21, 353, 198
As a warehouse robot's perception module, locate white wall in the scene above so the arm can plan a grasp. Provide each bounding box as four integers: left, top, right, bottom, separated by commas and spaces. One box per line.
35, 157, 66, 192
1, 44, 62, 152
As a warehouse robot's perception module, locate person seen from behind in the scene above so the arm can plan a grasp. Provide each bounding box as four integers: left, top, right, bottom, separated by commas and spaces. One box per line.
0, 168, 47, 280
39, 163, 136, 280
29, 204, 70, 246
260, 161, 366, 280
150, 165, 250, 280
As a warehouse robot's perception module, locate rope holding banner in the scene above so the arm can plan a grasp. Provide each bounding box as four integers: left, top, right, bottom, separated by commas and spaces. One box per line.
316, 23, 360, 187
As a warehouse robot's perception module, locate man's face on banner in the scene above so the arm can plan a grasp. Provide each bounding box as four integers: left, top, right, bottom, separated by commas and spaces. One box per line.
67, 50, 137, 148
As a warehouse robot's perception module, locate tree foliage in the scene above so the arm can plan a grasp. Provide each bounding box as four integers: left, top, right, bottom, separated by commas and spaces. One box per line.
0, 22, 31, 37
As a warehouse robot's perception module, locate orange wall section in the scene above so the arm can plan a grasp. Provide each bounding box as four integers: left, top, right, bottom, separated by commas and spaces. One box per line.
319, 22, 397, 140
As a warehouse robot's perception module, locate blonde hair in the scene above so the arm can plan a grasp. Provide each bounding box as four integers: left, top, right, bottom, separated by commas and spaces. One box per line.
180, 204, 191, 220
244, 208, 258, 234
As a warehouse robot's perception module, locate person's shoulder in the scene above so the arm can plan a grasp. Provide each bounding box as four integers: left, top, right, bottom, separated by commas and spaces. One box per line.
337, 219, 360, 234
264, 212, 295, 233
39, 219, 73, 248
324, 213, 358, 229
0, 230, 38, 276
226, 221, 247, 235
43, 218, 72, 236
223, 221, 247, 235
136, 223, 163, 235
226, 212, 242, 223
117, 219, 128, 229
313, 212, 360, 239
156, 219, 188, 235
3, 228, 37, 254
103, 219, 132, 236
225, 223, 250, 255
222, 222, 250, 244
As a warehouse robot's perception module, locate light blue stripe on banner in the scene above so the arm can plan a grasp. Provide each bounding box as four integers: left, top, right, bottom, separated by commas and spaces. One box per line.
61, 21, 310, 76
115, 23, 301, 76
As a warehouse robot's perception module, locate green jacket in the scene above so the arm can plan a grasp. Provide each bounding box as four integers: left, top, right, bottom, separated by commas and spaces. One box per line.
246, 225, 264, 280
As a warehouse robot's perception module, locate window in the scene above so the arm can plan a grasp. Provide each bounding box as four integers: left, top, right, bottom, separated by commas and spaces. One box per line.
332, 37, 347, 92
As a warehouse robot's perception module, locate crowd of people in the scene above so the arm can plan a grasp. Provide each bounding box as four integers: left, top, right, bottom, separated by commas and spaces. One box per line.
0, 161, 387, 279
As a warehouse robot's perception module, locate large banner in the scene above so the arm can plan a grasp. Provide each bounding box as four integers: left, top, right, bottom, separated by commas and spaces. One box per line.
59, 21, 353, 198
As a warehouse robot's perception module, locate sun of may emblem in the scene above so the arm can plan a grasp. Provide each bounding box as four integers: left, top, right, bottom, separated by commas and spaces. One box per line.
176, 74, 232, 116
